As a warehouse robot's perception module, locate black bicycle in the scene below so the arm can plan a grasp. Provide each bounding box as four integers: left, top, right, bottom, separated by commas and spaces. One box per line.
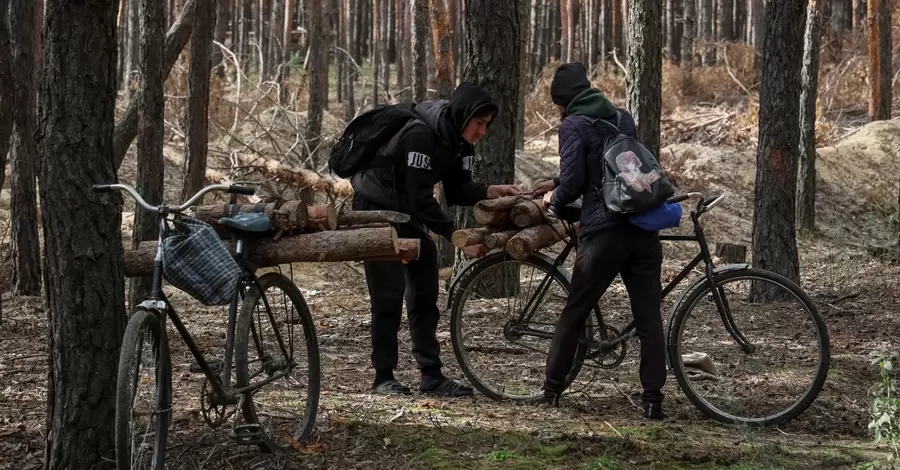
94, 183, 321, 469
447, 192, 830, 426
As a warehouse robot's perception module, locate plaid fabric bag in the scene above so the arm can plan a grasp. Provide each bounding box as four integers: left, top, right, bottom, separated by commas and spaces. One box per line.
160, 215, 241, 306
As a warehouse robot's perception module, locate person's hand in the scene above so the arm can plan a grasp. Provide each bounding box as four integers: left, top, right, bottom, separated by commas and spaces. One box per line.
461, 244, 488, 259
542, 191, 553, 207
530, 179, 556, 197
487, 184, 522, 199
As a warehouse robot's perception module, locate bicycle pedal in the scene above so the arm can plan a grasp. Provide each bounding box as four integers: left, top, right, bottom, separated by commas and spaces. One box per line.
231, 424, 264, 446
189, 358, 224, 374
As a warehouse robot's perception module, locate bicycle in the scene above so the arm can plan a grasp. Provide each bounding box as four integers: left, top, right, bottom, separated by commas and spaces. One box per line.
94, 183, 321, 469
447, 192, 830, 426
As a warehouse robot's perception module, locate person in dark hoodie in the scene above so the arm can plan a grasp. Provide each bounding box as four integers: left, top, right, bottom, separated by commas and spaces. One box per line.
351, 82, 522, 397
531, 63, 667, 419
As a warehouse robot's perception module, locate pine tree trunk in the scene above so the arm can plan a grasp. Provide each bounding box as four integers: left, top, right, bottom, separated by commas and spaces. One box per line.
212, 0, 230, 75
797, 0, 823, 237
240, 0, 253, 61
751, 0, 765, 69
258, 0, 270, 76
867, 0, 892, 122
280, 0, 293, 87
181, 0, 216, 202
268, 0, 284, 82
430, 0, 455, 98
37, 0, 126, 466
372, 0, 381, 104
0, 5, 13, 192
751, 0, 807, 302
612, 0, 623, 58
718, 0, 734, 40
131, 0, 167, 309
455, 0, 521, 274
379, 0, 390, 100
411, 0, 429, 102
306, 0, 328, 168
626, 0, 663, 159
343, 0, 356, 119
700, 0, 715, 64
682, 0, 695, 67
560, 0, 570, 63
9, 0, 42, 296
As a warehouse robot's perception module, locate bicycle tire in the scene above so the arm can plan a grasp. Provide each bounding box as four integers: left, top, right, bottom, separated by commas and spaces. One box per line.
115, 308, 172, 470
449, 252, 593, 403
234, 272, 321, 452
667, 268, 830, 426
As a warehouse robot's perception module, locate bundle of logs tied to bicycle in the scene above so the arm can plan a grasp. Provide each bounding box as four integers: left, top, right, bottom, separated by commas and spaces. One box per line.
120, 193, 564, 275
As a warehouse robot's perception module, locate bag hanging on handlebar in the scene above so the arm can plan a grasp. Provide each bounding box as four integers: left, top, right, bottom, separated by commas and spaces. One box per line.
160, 215, 242, 306
629, 201, 683, 231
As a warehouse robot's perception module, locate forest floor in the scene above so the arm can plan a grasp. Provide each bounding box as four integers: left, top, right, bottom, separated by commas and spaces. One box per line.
2, 83, 900, 467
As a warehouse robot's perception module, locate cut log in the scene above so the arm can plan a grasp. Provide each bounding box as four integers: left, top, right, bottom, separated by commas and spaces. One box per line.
506, 223, 571, 260
306, 204, 338, 231
476, 195, 526, 212
510, 201, 548, 228
236, 154, 353, 199
715, 243, 747, 264
124, 227, 400, 277
358, 238, 420, 262
484, 230, 518, 249
193, 200, 308, 232
338, 210, 411, 226
451, 227, 495, 248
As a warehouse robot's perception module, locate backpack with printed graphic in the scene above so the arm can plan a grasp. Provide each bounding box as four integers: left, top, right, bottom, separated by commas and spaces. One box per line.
328, 103, 420, 178
592, 112, 676, 216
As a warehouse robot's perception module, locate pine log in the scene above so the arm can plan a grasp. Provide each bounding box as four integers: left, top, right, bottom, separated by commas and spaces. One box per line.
506, 223, 571, 260
510, 201, 548, 228
306, 204, 338, 231
236, 154, 353, 198
338, 210, 411, 226
123, 227, 400, 277
476, 195, 525, 212
192, 200, 308, 232
451, 227, 495, 248
472, 196, 525, 227
484, 230, 518, 249
358, 238, 420, 262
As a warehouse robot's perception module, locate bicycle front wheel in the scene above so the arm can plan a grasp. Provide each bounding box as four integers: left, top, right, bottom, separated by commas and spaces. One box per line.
234, 272, 321, 452
667, 268, 830, 426
115, 308, 171, 470
449, 252, 594, 402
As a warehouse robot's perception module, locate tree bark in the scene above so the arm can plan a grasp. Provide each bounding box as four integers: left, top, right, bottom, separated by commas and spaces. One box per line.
867, 0, 892, 122
113, 0, 197, 170
797, 0, 824, 236
751, 0, 765, 70
38, 0, 126, 467
258, 0, 270, 76
280, 0, 293, 85
506, 223, 570, 260
510, 201, 549, 227
338, 210, 412, 225
626, 0, 663, 159
343, 0, 356, 120
751, 0, 807, 302
682, 0, 695, 67
305, 0, 329, 168
212, 0, 230, 75
484, 230, 518, 249
0, 5, 13, 191
451, 227, 496, 248
378, 0, 390, 100
181, 0, 216, 202
411, 0, 429, 101
430, 0, 455, 98
717, 0, 734, 40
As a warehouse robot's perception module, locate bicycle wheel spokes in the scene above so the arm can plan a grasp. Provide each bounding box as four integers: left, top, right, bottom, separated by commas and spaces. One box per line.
453, 259, 570, 401
672, 273, 828, 425
235, 272, 321, 453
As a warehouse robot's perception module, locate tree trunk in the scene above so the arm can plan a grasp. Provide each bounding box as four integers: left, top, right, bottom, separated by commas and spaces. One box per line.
668, 0, 683, 64
0, 5, 13, 192
372, 0, 382, 104
396, 0, 411, 102
343, 0, 356, 120
305, 0, 328, 169
867, 0, 892, 122
751, 0, 807, 302
717, 0, 734, 40
181, 0, 216, 202
560, 0, 570, 62
626, 0, 663, 159
430, 0, 455, 98
268, 0, 284, 81
280, 0, 293, 86
682, 0, 695, 67
797, 0, 824, 236
37, 0, 126, 467
700, 0, 715, 64
378, 0, 390, 100
258, 0, 270, 76
113, 0, 197, 170
411, 0, 429, 102
456, 0, 521, 275
751, 0, 764, 69
9, 0, 42, 296
611, 0, 623, 58
240, 0, 253, 61
212, 0, 230, 75
131, 0, 167, 309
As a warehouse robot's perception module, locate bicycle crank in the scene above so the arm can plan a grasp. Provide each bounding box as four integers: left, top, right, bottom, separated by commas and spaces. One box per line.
590, 325, 627, 369
200, 377, 235, 428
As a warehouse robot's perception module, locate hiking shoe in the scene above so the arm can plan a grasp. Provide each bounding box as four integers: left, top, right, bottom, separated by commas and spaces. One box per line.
373, 379, 412, 396
643, 402, 667, 420
420, 376, 473, 397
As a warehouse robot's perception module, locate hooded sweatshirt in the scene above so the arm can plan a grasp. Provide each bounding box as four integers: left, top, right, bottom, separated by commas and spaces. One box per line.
350, 83, 495, 240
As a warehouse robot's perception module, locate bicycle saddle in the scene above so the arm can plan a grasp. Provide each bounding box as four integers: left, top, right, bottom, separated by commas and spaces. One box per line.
218, 212, 272, 233
548, 203, 582, 223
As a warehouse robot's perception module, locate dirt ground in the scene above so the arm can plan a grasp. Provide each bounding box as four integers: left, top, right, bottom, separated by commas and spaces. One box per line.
3, 102, 900, 468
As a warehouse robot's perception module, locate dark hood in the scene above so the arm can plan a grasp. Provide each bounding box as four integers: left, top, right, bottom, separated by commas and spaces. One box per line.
413, 82, 498, 149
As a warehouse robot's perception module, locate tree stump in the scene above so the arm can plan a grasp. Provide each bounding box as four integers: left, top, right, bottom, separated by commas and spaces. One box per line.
715, 243, 747, 264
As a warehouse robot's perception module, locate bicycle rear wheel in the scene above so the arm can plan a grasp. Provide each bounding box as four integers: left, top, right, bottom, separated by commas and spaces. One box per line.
449, 252, 595, 402
115, 308, 171, 470
667, 268, 830, 426
234, 272, 321, 452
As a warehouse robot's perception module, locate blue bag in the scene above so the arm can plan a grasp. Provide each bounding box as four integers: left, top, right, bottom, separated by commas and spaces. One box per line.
629, 201, 683, 231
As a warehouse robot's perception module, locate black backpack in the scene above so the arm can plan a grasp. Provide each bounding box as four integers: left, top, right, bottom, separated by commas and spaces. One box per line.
328, 103, 420, 178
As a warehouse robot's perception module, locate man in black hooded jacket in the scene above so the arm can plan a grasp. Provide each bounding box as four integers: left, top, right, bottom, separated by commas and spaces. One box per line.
351, 82, 521, 396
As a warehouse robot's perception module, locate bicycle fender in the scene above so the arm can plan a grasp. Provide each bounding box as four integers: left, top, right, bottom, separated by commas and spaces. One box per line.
664, 263, 750, 335
443, 249, 567, 312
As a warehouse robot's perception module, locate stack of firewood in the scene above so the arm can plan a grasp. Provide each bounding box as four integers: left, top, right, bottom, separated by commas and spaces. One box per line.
451, 196, 578, 260
122, 201, 419, 277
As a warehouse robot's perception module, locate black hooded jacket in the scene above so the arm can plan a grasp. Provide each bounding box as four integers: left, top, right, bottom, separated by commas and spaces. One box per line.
350, 83, 495, 240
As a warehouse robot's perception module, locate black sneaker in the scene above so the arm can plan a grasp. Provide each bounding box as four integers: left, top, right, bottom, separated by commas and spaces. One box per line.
643, 402, 667, 420
542, 391, 561, 407
420, 375, 473, 397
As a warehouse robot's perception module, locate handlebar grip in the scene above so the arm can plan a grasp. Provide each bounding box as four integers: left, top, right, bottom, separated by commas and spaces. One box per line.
93, 184, 113, 193
667, 194, 690, 204
228, 185, 255, 196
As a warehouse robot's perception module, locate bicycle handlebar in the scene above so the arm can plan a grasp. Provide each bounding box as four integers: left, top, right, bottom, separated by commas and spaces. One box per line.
92, 183, 255, 213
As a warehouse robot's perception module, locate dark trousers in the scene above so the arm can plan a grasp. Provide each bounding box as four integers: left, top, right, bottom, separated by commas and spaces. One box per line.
544, 224, 666, 404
